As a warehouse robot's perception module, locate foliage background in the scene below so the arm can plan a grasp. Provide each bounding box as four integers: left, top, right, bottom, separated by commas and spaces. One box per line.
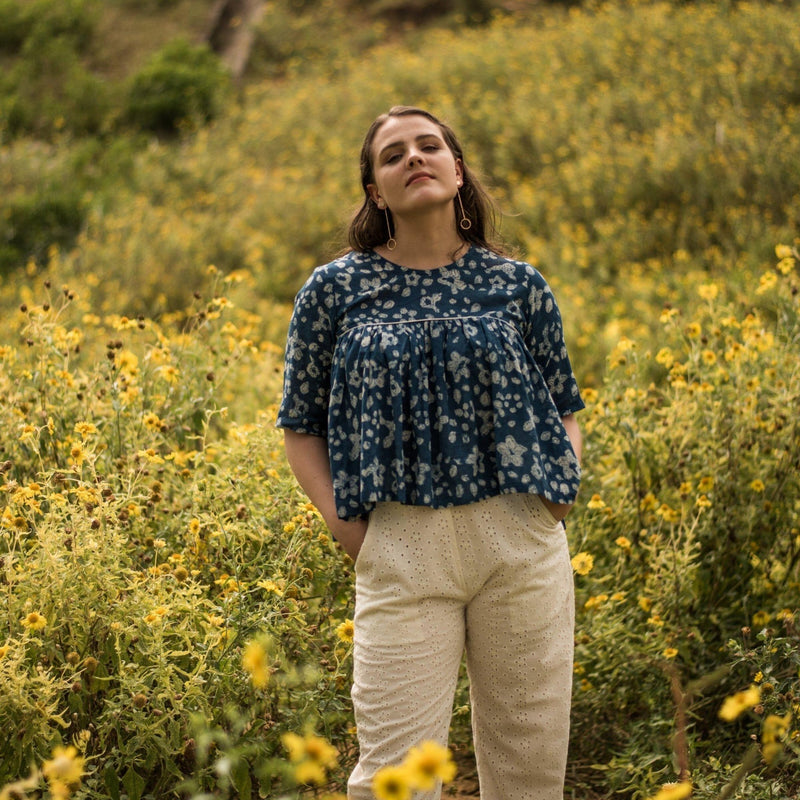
1, 0, 799, 798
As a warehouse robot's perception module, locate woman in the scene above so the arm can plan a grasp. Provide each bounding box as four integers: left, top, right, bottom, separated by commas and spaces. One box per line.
277, 106, 584, 800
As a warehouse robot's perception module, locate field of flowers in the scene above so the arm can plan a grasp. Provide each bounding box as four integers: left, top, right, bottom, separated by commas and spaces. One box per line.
1, 1, 799, 799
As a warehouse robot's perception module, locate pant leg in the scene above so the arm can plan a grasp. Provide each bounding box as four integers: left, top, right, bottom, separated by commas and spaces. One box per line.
463, 494, 575, 800
347, 503, 467, 800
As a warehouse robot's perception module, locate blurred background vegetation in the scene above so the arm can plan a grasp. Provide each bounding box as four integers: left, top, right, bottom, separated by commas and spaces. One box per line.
1, 1, 798, 798
2, 0, 799, 382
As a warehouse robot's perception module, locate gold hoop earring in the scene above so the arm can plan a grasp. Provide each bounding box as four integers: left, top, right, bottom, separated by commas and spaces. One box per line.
456, 189, 472, 231
384, 208, 397, 250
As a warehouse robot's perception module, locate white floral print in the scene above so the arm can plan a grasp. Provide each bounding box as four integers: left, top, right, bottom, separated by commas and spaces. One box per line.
277, 247, 584, 520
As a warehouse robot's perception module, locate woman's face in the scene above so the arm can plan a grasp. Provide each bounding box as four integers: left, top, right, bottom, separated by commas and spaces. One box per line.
366, 114, 463, 219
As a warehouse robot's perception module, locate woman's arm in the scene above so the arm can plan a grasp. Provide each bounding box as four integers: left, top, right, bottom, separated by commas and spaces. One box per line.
540, 413, 583, 522
562, 413, 583, 464
283, 429, 368, 562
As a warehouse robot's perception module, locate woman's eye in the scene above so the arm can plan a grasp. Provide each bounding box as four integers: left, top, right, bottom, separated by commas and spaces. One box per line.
385, 153, 401, 164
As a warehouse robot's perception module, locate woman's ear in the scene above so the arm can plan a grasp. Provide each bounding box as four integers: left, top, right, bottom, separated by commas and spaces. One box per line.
455, 158, 464, 187
367, 184, 384, 209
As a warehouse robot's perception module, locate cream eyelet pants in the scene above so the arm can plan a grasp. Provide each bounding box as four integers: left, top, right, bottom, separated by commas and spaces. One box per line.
347, 492, 575, 800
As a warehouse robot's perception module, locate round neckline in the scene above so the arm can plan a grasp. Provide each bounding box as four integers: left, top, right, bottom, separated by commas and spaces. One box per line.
371, 245, 474, 274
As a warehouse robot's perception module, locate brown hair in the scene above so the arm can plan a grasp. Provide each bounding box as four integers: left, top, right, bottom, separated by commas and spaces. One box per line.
347, 106, 503, 253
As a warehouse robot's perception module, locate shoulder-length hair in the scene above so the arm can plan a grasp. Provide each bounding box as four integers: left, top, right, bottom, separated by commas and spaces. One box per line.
347, 106, 503, 254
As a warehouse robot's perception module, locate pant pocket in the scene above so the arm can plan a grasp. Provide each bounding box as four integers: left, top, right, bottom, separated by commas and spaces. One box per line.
521, 493, 565, 529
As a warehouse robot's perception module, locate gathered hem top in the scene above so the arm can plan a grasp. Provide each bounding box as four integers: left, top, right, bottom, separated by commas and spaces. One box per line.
277, 247, 584, 521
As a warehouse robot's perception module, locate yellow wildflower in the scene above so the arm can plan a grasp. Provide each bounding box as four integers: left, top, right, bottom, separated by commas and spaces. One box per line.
21, 611, 47, 631
293, 759, 326, 786
115, 349, 139, 376
282, 731, 307, 762
42, 745, 85, 799
640, 493, 658, 511
660, 308, 679, 324
372, 764, 413, 800
700, 349, 717, 365
719, 685, 761, 721
752, 610, 771, 627
143, 412, 164, 431
69, 444, 86, 467
697, 476, 714, 492
157, 365, 180, 384
403, 740, 457, 790
0, 644, 9, 659
615, 536, 631, 551
336, 619, 355, 644
19, 424, 37, 443
756, 271, 778, 295
282, 731, 338, 785
43, 745, 85, 785
684, 322, 701, 338
242, 639, 271, 689
256, 579, 284, 596
584, 594, 608, 611
698, 282, 719, 301
74, 422, 98, 439
663, 647, 679, 659
302, 734, 338, 768
570, 552, 594, 576
762, 712, 792, 764
586, 494, 606, 510
695, 495, 712, 510
750, 479, 765, 493
655, 347, 674, 368
646, 781, 693, 800
656, 504, 680, 524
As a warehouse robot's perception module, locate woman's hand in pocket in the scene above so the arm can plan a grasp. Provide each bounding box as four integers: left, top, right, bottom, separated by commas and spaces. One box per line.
539, 496, 573, 523
329, 517, 369, 563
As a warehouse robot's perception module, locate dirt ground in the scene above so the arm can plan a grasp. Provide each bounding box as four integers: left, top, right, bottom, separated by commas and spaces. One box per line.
445, 752, 480, 797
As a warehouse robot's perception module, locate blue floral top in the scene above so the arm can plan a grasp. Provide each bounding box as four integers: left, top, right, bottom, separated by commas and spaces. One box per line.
277, 246, 584, 521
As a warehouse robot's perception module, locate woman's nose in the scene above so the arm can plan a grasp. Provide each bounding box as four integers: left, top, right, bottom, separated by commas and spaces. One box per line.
406, 149, 424, 166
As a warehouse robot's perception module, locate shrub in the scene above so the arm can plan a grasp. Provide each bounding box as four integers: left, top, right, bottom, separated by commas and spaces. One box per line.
0, 266, 357, 799
0, 0, 32, 53
567, 244, 800, 796
0, 189, 84, 274
0, 0, 97, 55
2, 32, 111, 138
124, 38, 230, 135
22, 0, 97, 52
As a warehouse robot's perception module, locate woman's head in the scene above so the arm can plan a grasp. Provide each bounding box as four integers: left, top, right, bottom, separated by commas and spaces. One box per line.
348, 106, 499, 252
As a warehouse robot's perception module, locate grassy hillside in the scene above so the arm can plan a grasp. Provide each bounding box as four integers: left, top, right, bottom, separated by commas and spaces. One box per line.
1, 2, 799, 799
6, 0, 799, 383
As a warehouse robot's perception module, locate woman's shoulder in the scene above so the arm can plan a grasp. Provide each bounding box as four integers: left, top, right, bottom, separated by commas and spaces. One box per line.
303, 250, 372, 285
294, 250, 370, 298
473, 247, 548, 286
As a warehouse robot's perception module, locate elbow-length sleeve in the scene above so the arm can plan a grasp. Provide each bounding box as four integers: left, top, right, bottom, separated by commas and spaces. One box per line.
276, 269, 336, 437
523, 272, 585, 417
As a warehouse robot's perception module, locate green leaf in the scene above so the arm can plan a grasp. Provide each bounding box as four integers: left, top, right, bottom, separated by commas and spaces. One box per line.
231, 758, 252, 799
122, 767, 146, 800
104, 763, 120, 800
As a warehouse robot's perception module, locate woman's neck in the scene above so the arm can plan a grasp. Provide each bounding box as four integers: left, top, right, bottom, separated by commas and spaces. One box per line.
376, 215, 467, 270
